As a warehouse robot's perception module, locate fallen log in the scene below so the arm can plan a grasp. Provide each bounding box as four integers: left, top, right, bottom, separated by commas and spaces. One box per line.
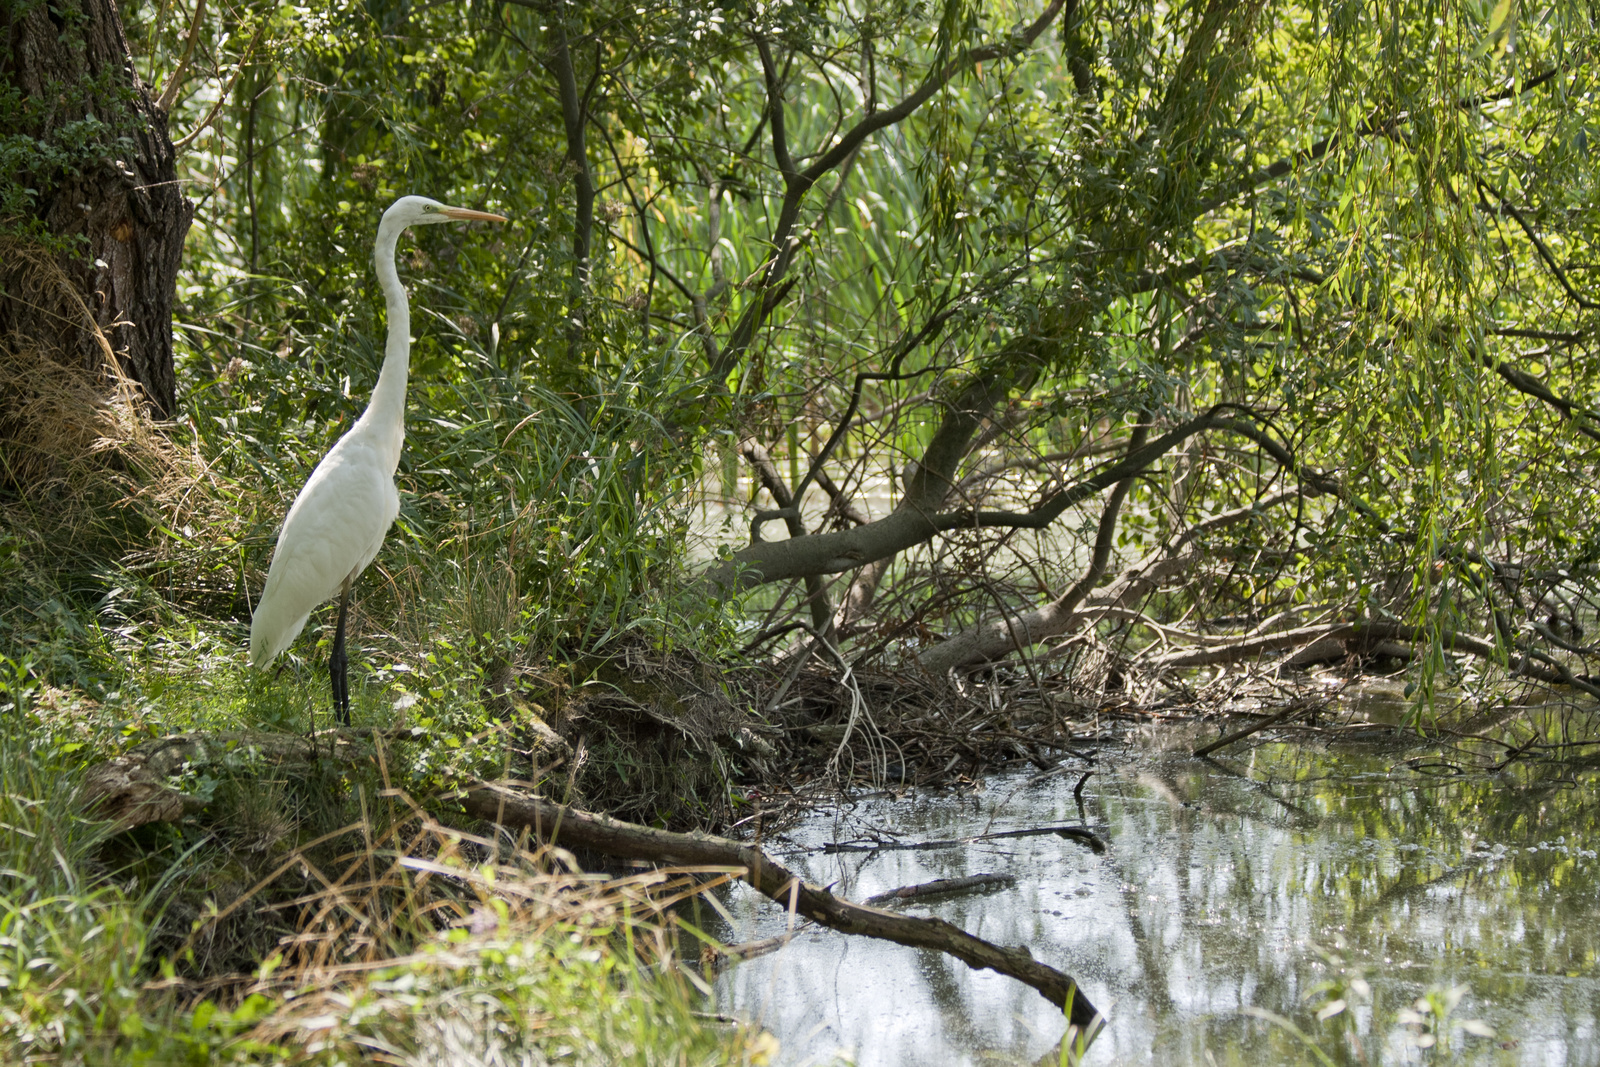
460, 783, 1100, 1026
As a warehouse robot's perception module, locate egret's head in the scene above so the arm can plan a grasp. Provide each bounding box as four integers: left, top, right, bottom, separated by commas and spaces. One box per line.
383, 195, 508, 229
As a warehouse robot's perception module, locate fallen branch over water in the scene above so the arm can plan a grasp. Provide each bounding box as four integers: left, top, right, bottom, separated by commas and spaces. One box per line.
460, 783, 1100, 1026
1193, 701, 1317, 758
822, 823, 1106, 854
706, 929, 809, 967
1144, 619, 1600, 699
864, 873, 1017, 905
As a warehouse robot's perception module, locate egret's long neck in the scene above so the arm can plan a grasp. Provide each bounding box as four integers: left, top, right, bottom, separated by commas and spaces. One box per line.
362, 219, 411, 473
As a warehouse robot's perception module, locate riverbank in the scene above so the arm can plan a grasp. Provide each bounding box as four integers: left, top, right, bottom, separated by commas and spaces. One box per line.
13, 632, 1593, 1065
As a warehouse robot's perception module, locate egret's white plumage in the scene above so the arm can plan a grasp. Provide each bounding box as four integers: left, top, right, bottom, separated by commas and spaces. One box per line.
247, 429, 401, 668
250, 196, 506, 701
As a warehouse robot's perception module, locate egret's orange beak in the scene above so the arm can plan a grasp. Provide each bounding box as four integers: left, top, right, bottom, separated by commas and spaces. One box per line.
440, 206, 509, 223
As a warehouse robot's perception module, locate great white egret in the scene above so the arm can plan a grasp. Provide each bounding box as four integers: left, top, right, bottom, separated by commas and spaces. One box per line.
250, 195, 508, 724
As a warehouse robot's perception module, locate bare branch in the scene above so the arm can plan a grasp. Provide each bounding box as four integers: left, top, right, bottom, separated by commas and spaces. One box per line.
1477, 178, 1600, 311
714, 3, 1066, 377
551, 16, 598, 357
171, 23, 265, 152
741, 439, 837, 634
154, 0, 206, 113
796, 2, 1066, 191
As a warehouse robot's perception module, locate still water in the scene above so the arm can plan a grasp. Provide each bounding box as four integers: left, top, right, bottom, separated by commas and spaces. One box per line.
710, 730, 1600, 1065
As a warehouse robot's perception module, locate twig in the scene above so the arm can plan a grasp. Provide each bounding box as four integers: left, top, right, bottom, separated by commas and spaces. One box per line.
705, 928, 810, 967
1073, 770, 1093, 809
155, 0, 206, 113
172, 23, 267, 151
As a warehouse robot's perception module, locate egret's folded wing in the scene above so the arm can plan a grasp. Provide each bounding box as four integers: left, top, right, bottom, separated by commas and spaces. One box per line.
249, 434, 401, 667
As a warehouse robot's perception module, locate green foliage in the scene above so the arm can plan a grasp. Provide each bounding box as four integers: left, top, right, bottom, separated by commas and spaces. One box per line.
0, 0, 1564, 725
0, 45, 136, 245
0, 0, 1586, 725
0, 885, 281, 1066
0, 724, 280, 1065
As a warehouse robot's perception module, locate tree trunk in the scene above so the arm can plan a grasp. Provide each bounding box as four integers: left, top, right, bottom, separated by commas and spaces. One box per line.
2, 0, 192, 418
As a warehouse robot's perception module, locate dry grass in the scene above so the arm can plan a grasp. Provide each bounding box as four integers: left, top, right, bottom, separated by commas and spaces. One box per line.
0, 237, 259, 645
166, 773, 765, 1064
0, 239, 187, 501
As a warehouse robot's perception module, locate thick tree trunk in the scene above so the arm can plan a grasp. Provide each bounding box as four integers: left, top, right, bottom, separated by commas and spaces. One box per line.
2, 0, 191, 417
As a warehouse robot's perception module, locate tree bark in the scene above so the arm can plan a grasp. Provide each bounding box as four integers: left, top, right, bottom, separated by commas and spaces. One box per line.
2, 0, 192, 417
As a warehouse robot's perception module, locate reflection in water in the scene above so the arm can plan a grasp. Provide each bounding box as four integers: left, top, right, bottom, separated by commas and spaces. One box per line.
710, 740, 1600, 1065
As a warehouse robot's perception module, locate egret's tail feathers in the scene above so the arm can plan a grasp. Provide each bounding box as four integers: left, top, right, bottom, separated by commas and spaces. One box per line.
249, 606, 311, 669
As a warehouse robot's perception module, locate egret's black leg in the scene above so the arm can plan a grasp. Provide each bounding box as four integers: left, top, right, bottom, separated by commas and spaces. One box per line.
331, 578, 352, 726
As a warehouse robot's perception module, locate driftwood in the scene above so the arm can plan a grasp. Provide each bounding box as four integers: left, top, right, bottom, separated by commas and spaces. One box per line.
1193, 702, 1313, 758
460, 783, 1100, 1026
1143, 621, 1364, 669
864, 873, 1017, 905
80, 751, 208, 831
822, 824, 1106, 854
706, 929, 808, 967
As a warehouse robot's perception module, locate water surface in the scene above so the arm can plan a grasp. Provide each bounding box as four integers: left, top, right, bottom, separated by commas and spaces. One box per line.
709, 729, 1600, 1065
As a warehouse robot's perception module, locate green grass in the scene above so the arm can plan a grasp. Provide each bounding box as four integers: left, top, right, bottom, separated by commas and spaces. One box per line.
251, 896, 777, 1066
0, 692, 773, 1066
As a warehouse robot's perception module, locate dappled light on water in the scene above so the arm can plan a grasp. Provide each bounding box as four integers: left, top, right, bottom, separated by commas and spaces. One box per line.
709, 726, 1600, 1065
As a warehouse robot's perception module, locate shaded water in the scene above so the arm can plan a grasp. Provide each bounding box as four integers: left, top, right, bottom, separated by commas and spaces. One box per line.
709, 725, 1600, 1065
